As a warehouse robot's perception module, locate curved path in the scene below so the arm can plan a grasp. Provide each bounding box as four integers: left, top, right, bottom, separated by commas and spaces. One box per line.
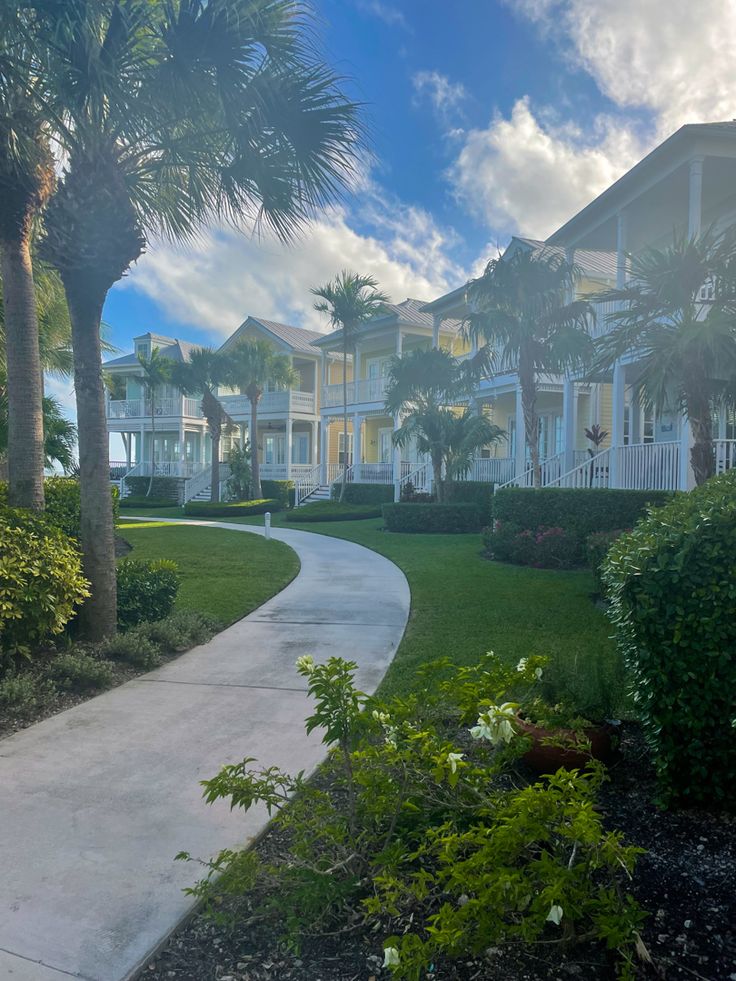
0, 520, 409, 981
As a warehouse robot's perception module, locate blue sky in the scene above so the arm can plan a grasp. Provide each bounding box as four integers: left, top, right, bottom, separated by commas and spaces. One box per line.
52, 0, 736, 413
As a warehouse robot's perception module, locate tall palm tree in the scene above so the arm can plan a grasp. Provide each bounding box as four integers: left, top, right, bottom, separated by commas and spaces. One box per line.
0, 3, 55, 508
591, 230, 736, 486
384, 346, 501, 500
137, 347, 171, 497
466, 247, 592, 487
170, 347, 233, 502
312, 271, 389, 500
25, 0, 360, 638
226, 339, 295, 498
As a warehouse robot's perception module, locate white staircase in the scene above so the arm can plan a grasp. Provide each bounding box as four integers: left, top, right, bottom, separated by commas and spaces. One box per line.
300, 484, 331, 504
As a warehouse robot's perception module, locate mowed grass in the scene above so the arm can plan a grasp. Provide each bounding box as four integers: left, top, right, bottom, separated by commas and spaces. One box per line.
118, 519, 299, 626
123, 508, 629, 716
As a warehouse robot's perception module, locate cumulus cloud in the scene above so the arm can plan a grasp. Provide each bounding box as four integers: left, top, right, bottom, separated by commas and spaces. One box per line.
448, 0, 736, 239
412, 70, 468, 128
356, 0, 409, 30
122, 198, 466, 341
450, 98, 643, 238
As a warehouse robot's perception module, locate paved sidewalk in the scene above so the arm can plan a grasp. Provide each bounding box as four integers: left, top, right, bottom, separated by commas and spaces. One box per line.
0, 520, 409, 981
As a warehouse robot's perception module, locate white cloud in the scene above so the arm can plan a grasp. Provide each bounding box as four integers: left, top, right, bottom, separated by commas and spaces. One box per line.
448, 0, 736, 239
450, 97, 643, 238
412, 71, 468, 127
122, 198, 466, 341
356, 0, 409, 30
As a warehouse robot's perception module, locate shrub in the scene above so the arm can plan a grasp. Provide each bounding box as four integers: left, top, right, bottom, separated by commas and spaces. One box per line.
483, 521, 580, 569
120, 496, 177, 510
124, 475, 182, 504
443, 480, 495, 521
0, 476, 119, 539
331, 482, 394, 505
604, 471, 736, 809
399, 480, 433, 503
0, 673, 56, 717
260, 480, 294, 509
183, 498, 279, 518
0, 506, 90, 658
98, 630, 161, 669
116, 558, 180, 630
585, 529, 626, 596
286, 501, 382, 523
492, 487, 672, 540
383, 502, 482, 533
226, 443, 252, 501
140, 611, 220, 651
47, 652, 115, 692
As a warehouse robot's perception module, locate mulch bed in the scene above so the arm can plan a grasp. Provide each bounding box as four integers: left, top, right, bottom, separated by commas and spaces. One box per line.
145, 726, 736, 981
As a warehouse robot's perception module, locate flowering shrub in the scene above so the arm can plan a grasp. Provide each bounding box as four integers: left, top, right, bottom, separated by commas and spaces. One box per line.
484, 521, 580, 568
179, 654, 645, 977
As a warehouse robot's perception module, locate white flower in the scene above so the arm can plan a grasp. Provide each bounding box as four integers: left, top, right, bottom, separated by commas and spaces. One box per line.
383, 946, 400, 967
535, 667, 543, 680
446, 752, 464, 773
546, 904, 564, 926
295, 655, 315, 675
516, 658, 528, 673
469, 703, 517, 746
372, 709, 391, 725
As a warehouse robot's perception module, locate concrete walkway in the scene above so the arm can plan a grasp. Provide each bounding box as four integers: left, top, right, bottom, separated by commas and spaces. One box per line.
0, 520, 409, 981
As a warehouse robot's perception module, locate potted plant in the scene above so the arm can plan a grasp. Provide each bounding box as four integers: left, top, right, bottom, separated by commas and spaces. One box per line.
516, 697, 619, 773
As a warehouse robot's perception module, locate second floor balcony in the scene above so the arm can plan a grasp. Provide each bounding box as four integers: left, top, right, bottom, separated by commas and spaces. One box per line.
107, 396, 204, 420
218, 389, 316, 417
321, 376, 388, 408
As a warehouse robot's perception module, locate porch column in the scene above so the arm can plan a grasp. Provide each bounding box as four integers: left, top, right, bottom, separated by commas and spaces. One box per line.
319, 417, 328, 484
140, 421, 146, 472
178, 420, 185, 467
311, 420, 318, 466
688, 157, 704, 238
514, 386, 525, 479
124, 433, 132, 470
286, 417, 293, 479
609, 363, 625, 487
562, 379, 576, 473
393, 413, 402, 501
432, 313, 441, 348
396, 329, 403, 357
630, 395, 641, 444
353, 413, 363, 480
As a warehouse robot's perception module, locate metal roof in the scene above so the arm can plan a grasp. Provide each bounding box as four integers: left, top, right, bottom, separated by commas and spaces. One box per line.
311, 298, 463, 348
104, 335, 197, 368
220, 316, 323, 356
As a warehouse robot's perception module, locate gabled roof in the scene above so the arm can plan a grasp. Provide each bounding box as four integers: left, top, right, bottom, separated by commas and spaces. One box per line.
311, 298, 463, 348
104, 334, 197, 368
220, 316, 323, 356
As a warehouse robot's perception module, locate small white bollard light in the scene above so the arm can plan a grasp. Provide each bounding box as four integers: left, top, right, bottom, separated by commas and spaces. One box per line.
264, 511, 271, 540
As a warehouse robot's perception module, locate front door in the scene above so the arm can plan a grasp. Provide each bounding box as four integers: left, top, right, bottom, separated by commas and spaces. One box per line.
378, 428, 393, 464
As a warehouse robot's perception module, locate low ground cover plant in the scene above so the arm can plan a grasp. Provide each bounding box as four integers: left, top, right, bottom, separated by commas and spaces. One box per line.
383, 501, 483, 533
286, 501, 382, 522
184, 498, 279, 518
47, 651, 116, 693
604, 471, 736, 809
181, 655, 645, 980
117, 558, 180, 630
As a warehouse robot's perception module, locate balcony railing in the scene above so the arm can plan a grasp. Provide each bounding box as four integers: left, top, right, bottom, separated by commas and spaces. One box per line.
590, 299, 621, 339
107, 397, 203, 419
218, 389, 316, 416
321, 376, 388, 408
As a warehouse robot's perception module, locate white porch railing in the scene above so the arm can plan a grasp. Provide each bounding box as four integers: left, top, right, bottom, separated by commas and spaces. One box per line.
294, 464, 323, 505
461, 457, 515, 485
184, 466, 212, 502
545, 450, 611, 489
218, 390, 316, 416
496, 451, 565, 490
321, 376, 388, 408
182, 397, 204, 418
398, 461, 431, 496
107, 397, 187, 419
715, 439, 736, 473
615, 441, 679, 490
354, 462, 393, 483
590, 299, 620, 339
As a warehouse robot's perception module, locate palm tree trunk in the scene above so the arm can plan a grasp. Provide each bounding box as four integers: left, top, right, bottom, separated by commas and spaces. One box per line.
64, 281, 117, 640
432, 453, 444, 502
519, 359, 540, 488
340, 345, 348, 502
250, 393, 261, 498
689, 396, 716, 486
0, 233, 45, 509
210, 423, 221, 503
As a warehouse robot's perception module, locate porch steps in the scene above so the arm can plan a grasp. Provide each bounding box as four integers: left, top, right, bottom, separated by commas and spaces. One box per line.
299, 485, 331, 505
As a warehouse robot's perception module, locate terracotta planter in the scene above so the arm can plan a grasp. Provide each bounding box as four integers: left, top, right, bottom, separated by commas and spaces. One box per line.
517, 715, 618, 773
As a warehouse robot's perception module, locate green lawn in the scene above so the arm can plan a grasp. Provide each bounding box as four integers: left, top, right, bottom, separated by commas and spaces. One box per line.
118, 519, 300, 626
122, 508, 628, 716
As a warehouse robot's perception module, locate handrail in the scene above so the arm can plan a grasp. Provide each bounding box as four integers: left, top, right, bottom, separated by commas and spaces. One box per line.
183, 466, 212, 503
545, 449, 611, 489
398, 461, 431, 495
294, 463, 323, 506
495, 451, 565, 491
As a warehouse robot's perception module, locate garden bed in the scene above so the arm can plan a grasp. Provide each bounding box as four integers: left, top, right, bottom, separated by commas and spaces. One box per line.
145, 724, 735, 981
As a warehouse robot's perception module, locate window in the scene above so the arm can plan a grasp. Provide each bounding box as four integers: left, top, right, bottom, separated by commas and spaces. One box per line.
135, 341, 149, 359
379, 428, 393, 464
292, 433, 309, 465
264, 434, 286, 465
338, 432, 353, 465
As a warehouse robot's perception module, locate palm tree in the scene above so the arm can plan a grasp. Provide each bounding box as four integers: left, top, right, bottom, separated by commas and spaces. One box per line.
226, 340, 295, 498
25, 0, 360, 638
170, 347, 233, 502
0, 384, 77, 475
137, 347, 171, 497
0, 4, 55, 507
384, 347, 502, 500
591, 231, 736, 486
312, 272, 389, 500
466, 247, 593, 487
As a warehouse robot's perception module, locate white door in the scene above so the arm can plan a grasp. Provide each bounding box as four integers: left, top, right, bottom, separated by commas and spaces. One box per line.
379, 428, 393, 464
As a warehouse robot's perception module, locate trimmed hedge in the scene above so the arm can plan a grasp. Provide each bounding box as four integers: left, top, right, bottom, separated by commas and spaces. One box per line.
332, 482, 394, 505
604, 471, 736, 809
444, 480, 495, 521
125, 475, 183, 504
0, 476, 119, 539
261, 479, 294, 509
286, 501, 382, 523
492, 487, 673, 539
120, 496, 177, 510
383, 502, 482, 533
117, 558, 180, 631
184, 498, 279, 517
483, 522, 580, 569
